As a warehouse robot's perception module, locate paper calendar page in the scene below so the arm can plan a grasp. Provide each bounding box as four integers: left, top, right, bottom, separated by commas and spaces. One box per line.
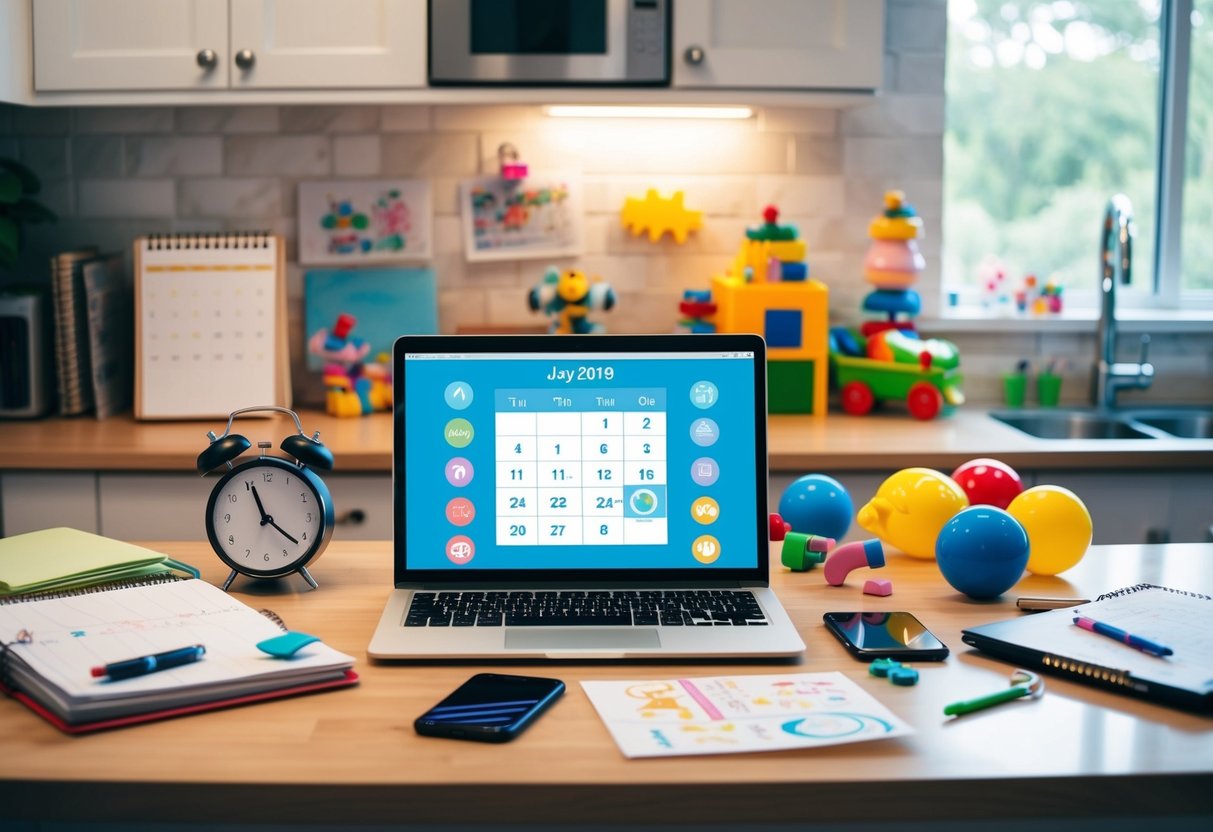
135, 234, 287, 419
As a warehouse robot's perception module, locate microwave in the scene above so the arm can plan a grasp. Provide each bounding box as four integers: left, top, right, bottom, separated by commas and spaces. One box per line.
429, 0, 669, 86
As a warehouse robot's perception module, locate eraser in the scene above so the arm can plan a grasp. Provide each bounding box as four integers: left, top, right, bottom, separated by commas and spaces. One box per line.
869, 658, 901, 678
863, 578, 894, 597
889, 667, 919, 686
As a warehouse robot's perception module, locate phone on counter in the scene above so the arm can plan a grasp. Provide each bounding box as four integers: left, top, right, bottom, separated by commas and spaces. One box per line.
414, 673, 565, 743
822, 611, 950, 661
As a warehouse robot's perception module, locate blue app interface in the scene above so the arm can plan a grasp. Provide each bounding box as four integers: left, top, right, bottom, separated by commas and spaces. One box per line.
403, 351, 759, 571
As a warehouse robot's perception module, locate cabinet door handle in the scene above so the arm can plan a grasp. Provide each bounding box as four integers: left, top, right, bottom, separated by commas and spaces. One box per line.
235, 49, 256, 71
684, 45, 706, 65
196, 49, 218, 70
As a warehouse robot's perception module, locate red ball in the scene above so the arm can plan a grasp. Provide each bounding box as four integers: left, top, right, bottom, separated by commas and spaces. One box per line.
950, 458, 1024, 510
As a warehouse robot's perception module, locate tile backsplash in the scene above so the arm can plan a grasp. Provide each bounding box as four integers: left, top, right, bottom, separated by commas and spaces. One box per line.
1, 0, 1209, 409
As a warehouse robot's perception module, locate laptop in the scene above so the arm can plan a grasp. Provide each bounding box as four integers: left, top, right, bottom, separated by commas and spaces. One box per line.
368, 333, 805, 660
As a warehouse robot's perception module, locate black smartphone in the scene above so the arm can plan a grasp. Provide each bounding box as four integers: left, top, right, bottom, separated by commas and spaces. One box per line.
822, 611, 950, 661
414, 673, 565, 742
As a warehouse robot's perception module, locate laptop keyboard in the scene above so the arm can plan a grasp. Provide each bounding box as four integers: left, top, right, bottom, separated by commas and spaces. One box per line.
404, 590, 768, 628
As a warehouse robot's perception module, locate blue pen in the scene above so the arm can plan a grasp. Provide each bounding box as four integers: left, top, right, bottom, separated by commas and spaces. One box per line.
90, 644, 207, 681
1073, 616, 1173, 657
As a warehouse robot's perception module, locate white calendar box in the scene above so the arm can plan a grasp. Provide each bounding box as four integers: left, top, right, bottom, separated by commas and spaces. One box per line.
496, 435, 538, 461
538, 487, 579, 515
624, 518, 668, 545
496, 412, 537, 435
496, 460, 537, 488
539, 461, 582, 487
497, 517, 535, 545
537, 411, 582, 436
582, 488, 624, 516
624, 411, 665, 435
624, 435, 666, 461
495, 488, 538, 517
582, 411, 624, 436
583, 516, 623, 545
581, 435, 624, 461
538, 516, 583, 546
537, 437, 578, 461
628, 462, 667, 486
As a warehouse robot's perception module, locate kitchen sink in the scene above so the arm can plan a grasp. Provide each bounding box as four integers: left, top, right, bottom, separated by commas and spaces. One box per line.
990, 407, 1213, 440
1122, 409, 1213, 439
991, 409, 1156, 439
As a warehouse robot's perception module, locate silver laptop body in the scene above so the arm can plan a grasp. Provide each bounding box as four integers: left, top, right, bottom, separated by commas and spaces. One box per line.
368, 333, 805, 660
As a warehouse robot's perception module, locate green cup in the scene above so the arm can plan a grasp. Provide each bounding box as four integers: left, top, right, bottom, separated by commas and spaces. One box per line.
1037, 373, 1062, 407
1002, 373, 1027, 408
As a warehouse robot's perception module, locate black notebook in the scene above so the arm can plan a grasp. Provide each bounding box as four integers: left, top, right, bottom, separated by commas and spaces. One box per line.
962, 584, 1213, 713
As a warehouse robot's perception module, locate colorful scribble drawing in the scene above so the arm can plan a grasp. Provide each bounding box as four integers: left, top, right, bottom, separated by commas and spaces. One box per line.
626, 682, 694, 720
464, 177, 579, 260
322, 189, 410, 256
781, 713, 896, 739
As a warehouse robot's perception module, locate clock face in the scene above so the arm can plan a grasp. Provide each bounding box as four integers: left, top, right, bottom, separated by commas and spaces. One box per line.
205, 456, 333, 578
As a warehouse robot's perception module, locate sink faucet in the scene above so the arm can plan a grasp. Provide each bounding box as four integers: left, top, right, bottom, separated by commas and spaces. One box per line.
1093, 194, 1153, 409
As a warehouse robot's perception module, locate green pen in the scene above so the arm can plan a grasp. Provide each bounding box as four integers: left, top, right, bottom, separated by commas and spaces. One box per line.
943, 669, 1044, 717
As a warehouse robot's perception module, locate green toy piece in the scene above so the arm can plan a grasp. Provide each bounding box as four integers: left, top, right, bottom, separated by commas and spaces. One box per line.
768, 360, 817, 414
780, 532, 830, 571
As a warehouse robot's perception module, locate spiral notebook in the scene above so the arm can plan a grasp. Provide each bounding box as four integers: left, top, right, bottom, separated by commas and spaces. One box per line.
962, 584, 1213, 713
0, 578, 357, 733
134, 232, 290, 420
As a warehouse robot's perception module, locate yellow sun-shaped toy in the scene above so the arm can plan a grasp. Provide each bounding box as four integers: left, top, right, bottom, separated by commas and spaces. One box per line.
621, 189, 703, 244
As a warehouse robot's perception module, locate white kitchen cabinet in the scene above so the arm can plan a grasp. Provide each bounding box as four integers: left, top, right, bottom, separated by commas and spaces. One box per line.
32, 0, 425, 93
673, 0, 884, 92
0, 471, 99, 535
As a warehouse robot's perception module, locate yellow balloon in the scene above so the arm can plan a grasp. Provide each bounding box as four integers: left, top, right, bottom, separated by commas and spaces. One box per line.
856, 467, 968, 559
1008, 485, 1092, 576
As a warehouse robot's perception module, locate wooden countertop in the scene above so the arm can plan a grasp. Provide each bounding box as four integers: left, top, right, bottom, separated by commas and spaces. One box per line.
1, 408, 1211, 473
1, 541, 1211, 826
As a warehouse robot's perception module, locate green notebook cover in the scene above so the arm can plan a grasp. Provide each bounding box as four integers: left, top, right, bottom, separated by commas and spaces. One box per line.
0, 527, 198, 596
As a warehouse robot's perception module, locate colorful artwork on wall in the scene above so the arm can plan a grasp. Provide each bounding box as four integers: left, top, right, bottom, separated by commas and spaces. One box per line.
298, 180, 432, 265
460, 173, 582, 262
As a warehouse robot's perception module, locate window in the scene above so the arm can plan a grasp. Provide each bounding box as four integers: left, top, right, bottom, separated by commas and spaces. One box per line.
944, 0, 1211, 309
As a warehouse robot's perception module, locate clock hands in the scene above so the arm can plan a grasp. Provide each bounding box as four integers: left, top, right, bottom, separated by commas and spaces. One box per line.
250, 485, 300, 545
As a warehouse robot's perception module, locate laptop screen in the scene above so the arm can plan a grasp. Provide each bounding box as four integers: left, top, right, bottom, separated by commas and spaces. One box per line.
392, 334, 769, 584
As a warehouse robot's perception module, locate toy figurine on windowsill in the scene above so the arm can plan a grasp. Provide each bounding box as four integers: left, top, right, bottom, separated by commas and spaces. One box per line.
527, 266, 616, 334
307, 313, 392, 417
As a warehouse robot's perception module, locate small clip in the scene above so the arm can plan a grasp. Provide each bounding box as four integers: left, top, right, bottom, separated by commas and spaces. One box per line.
498, 142, 528, 180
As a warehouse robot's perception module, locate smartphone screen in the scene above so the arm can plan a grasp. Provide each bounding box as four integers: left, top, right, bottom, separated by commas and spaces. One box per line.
822, 611, 949, 661
414, 673, 565, 742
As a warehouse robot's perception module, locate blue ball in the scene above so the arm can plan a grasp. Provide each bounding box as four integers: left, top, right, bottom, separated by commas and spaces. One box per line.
935, 506, 1030, 599
777, 474, 852, 541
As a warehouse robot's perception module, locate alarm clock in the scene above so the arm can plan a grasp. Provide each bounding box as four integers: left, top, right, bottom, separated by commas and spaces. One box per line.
197, 406, 335, 591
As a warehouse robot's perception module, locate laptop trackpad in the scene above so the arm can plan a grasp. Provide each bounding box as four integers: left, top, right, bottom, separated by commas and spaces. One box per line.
505, 629, 660, 649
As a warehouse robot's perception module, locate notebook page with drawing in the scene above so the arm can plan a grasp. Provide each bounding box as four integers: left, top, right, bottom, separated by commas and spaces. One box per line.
368, 333, 805, 660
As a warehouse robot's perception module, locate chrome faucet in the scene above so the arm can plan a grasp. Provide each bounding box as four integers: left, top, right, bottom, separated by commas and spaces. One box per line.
1093, 194, 1153, 409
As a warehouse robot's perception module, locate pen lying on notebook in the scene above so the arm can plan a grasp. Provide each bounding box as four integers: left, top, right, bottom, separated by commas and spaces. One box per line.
1072, 616, 1173, 657
91, 644, 207, 681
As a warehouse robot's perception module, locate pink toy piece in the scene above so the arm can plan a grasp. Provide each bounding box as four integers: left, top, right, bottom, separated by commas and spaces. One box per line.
824, 539, 885, 587
863, 578, 894, 597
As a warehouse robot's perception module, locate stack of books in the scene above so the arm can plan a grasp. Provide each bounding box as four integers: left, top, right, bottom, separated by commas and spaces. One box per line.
48, 248, 132, 418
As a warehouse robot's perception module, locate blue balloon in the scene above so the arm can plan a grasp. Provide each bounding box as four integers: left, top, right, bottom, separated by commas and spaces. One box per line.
935, 506, 1030, 599
777, 474, 852, 541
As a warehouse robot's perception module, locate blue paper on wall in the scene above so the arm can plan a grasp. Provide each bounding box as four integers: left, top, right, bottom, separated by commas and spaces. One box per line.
304, 268, 438, 371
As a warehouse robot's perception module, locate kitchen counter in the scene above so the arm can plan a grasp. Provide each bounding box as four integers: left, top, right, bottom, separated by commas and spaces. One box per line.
1, 407, 1211, 473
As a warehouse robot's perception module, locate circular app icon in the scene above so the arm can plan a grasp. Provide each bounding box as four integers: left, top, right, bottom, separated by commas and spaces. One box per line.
629, 488, 659, 516
445, 497, 475, 526
444, 381, 473, 410
444, 418, 474, 448
446, 535, 475, 565
689, 417, 719, 447
690, 496, 720, 525
690, 381, 718, 409
445, 457, 474, 486
691, 457, 719, 486
692, 534, 721, 564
